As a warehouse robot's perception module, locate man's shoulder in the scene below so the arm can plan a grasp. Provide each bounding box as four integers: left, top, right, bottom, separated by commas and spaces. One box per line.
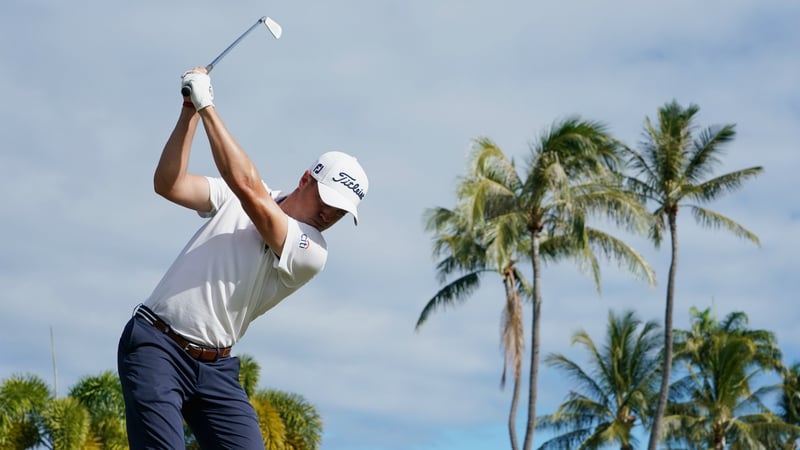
275, 218, 328, 287
289, 218, 328, 252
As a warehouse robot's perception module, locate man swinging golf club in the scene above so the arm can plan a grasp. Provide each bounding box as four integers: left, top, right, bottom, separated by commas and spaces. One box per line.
117, 64, 368, 448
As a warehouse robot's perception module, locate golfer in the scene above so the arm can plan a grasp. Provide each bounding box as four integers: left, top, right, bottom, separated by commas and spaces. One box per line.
117, 67, 368, 449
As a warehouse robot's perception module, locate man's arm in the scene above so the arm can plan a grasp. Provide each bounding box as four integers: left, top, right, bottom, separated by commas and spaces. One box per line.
153, 104, 212, 212
181, 67, 289, 254
197, 105, 289, 255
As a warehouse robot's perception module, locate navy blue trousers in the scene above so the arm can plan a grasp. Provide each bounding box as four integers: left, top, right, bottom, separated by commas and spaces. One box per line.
117, 316, 264, 449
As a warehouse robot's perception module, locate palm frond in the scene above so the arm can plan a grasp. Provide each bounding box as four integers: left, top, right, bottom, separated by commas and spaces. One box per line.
585, 227, 657, 285
415, 271, 484, 329
545, 354, 607, 406
501, 281, 525, 388
687, 205, 761, 246
685, 123, 736, 183
535, 425, 593, 450
690, 166, 764, 203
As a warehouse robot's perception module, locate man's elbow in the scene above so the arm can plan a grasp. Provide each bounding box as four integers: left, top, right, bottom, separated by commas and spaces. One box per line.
224, 168, 261, 198
153, 175, 170, 197
153, 173, 183, 200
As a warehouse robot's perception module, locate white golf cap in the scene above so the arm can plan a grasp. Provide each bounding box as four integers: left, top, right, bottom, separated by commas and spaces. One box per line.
309, 151, 368, 225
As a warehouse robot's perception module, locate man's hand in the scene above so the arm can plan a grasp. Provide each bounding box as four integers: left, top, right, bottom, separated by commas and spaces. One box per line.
181, 69, 214, 111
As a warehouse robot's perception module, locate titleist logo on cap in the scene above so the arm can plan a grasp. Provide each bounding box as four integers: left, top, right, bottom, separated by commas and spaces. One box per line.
332, 172, 365, 200
309, 151, 368, 224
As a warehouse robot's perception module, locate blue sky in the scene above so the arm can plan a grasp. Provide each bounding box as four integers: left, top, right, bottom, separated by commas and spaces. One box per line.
2, 1, 799, 449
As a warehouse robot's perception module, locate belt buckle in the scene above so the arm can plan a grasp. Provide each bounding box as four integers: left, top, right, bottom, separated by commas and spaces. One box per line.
186, 342, 220, 362
184, 342, 201, 357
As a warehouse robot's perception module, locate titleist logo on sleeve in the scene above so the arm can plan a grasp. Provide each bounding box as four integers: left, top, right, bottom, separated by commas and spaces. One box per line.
332, 172, 365, 199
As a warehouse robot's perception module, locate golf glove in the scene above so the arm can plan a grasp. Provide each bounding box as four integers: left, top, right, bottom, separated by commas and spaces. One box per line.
181, 71, 214, 110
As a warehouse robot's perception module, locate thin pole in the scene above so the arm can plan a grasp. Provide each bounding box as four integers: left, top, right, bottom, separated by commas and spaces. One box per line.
50, 325, 58, 398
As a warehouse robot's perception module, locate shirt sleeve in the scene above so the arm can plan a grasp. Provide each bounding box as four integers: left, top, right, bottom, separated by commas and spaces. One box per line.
275, 219, 328, 288
198, 177, 231, 218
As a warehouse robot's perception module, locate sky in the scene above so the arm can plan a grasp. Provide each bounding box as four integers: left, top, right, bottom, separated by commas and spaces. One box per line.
1, 1, 799, 449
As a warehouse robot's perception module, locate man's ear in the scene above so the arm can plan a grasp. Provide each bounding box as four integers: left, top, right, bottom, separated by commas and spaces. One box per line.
299, 170, 314, 189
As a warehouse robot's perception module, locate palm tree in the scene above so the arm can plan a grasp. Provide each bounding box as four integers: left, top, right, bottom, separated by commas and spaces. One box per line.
40, 396, 90, 450
418, 201, 530, 450
623, 100, 764, 450
0, 373, 51, 449
461, 118, 655, 450
68, 371, 127, 449
0, 356, 323, 449
236, 354, 324, 449
779, 362, 800, 448
236, 354, 289, 449
0, 373, 104, 449
259, 389, 323, 450
662, 307, 795, 449
239, 354, 262, 398
536, 310, 662, 450
251, 391, 288, 450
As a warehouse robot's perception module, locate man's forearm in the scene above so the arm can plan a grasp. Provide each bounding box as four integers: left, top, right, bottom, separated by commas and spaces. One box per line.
154, 107, 199, 194
198, 106, 261, 196
197, 105, 287, 254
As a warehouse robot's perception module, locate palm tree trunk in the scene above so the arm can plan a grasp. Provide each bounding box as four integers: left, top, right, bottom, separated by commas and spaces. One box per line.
509, 376, 521, 450
648, 212, 679, 449
715, 435, 725, 450
522, 236, 542, 450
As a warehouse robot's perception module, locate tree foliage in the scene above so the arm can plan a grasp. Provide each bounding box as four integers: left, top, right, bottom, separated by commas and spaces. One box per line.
622, 100, 763, 450
663, 307, 796, 449
537, 310, 661, 450
0, 355, 323, 450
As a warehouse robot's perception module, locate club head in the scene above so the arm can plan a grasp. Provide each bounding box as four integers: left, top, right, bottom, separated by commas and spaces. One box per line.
263, 17, 282, 39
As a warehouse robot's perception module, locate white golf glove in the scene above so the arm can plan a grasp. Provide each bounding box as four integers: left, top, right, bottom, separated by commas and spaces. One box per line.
181, 71, 214, 110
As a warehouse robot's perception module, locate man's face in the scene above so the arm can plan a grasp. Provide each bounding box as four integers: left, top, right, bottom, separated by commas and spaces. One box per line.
301, 176, 347, 231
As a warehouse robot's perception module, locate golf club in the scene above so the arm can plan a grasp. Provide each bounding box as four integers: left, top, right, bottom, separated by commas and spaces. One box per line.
181, 16, 282, 96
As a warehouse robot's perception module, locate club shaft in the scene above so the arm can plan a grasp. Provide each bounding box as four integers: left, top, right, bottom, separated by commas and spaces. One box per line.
181, 16, 273, 98
206, 17, 266, 72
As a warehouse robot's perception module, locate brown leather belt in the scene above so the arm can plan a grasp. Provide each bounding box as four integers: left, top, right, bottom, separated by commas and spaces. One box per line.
135, 306, 231, 362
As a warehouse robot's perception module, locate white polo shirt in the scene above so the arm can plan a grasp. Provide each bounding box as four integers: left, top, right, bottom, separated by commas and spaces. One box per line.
143, 177, 327, 348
